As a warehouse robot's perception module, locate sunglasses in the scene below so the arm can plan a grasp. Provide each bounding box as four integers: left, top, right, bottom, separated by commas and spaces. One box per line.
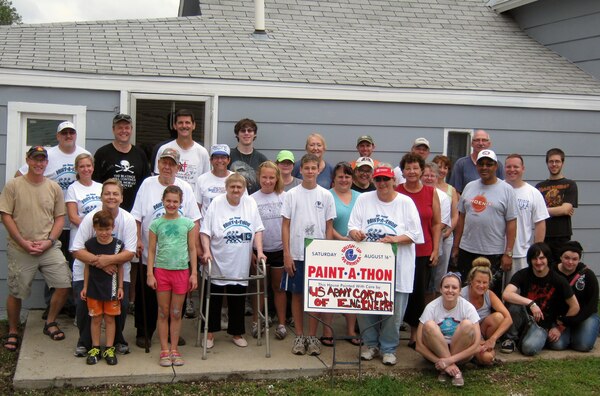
441, 271, 462, 283
374, 176, 392, 182
59, 130, 76, 135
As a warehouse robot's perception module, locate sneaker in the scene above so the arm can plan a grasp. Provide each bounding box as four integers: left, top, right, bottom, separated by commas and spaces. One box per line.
382, 352, 397, 365
159, 350, 171, 367
291, 336, 306, 355
438, 372, 449, 382
221, 309, 229, 330
452, 373, 464, 387
306, 336, 322, 356
360, 346, 379, 361
103, 346, 118, 365
74, 345, 87, 357
86, 347, 101, 365
170, 351, 184, 366
232, 336, 248, 347
115, 343, 130, 355
275, 324, 287, 340
251, 322, 261, 339
184, 298, 197, 319
500, 339, 515, 354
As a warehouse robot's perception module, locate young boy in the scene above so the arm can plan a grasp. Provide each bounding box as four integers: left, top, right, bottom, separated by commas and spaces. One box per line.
281, 153, 336, 356
80, 210, 124, 365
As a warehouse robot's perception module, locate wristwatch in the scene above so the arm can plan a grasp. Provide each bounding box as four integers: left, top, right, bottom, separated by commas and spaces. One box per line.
504, 251, 513, 258
47, 237, 57, 247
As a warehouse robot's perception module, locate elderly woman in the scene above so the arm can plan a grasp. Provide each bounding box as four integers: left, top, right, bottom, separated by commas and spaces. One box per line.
397, 153, 442, 348
201, 173, 266, 349
66, 153, 102, 251
416, 272, 480, 387
552, 241, 599, 352
348, 164, 423, 365
292, 133, 334, 189
461, 257, 512, 365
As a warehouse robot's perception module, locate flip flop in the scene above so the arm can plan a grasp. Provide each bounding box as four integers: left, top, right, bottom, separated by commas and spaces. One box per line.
43, 321, 65, 341
3, 333, 20, 352
347, 338, 362, 346
319, 336, 334, 347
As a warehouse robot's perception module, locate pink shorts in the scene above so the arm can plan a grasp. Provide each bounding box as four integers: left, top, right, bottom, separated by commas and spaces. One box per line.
154, 267, 190, 295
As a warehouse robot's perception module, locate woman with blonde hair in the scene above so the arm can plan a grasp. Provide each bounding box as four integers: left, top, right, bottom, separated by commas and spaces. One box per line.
460, 257, 512, 365
292, 133, 334, 188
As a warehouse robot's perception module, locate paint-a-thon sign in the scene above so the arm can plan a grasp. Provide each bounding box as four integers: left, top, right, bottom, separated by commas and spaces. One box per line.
304, 239, 396, 315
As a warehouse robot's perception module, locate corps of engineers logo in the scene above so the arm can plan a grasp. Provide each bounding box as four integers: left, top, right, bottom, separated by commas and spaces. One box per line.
341, 243, 362, 266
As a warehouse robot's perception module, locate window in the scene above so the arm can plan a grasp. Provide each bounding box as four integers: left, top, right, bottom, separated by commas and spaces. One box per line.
130, 94, 213, 164
6, 102, 87, 180
443, 128, 473, 181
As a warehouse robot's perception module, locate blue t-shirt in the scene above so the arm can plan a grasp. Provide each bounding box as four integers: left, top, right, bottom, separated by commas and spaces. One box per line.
330, 188, 360, 237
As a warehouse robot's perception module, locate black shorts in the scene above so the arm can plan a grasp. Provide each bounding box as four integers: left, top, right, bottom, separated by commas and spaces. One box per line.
259, 250, 284, 269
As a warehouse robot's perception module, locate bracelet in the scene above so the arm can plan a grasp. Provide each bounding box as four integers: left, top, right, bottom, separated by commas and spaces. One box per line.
527, 301, 537, 309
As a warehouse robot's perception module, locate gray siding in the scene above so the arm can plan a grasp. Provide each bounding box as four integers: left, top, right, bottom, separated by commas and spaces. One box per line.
217, 96, 600, 274
509, 0, 600, 80
0, 86, 120, 311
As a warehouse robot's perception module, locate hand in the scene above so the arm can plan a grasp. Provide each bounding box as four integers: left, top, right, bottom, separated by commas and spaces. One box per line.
429, 251, 439, 267
136, 240, 144, 259
257, 253, 267, 267
95, 254, 115, 269
501, 254, 513, 272
202, 252, 212, 265
101, 263, 118, 276
435, 357, 452, 371
445, 363, 461, 377
451, 246, 459, 263
80, 289, 87, 301
481, 338, 495, 352
349, 230, 365, 242
21, 239, 45, 256
147, 274, 157, 290
530, 304, 544, 323
189, 274, 198, 292
283, 255, 296, 277
378, 235, 397, 244
548, 327, 561, 343
117, 288, 124, 300
442, 228, 453, 239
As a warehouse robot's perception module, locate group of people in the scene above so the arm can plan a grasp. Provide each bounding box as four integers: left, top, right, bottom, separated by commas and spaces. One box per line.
1, 113, 597, 383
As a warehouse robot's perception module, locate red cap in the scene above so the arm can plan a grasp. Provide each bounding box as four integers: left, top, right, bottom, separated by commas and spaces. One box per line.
373, 166, 394, 178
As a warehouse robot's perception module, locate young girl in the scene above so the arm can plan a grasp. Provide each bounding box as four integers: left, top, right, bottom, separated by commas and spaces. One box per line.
147, 185, 198, 367
251, 161, 288, 340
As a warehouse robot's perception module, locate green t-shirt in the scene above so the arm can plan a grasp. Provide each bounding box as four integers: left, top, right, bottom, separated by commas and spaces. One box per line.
149, 216, 195, 270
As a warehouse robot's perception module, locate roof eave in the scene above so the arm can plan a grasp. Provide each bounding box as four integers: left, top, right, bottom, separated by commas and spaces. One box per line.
486, 0, 539, 13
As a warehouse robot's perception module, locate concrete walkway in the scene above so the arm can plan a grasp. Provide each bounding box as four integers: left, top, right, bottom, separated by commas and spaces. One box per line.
13, 310, 600, 389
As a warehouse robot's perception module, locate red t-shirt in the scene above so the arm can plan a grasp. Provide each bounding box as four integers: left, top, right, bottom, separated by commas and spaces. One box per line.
396, 184, 434, 257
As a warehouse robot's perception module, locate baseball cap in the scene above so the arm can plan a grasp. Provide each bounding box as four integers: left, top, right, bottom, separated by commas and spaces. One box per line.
373, 166, 395, 179
57, 121, 76, 134
413, 137, 430, 148
27, 146, 48, 159
356, 135, 374, 145
276, 150, 295, 163
113, 113, 132, 126
210, 144, 230, 157
159, 148, 180, 164
355, 157, 375, 169
477, 149, 498, 163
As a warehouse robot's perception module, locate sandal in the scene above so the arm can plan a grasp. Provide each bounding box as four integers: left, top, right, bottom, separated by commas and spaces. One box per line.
3, 333, 20, 352
43, 322, 65, 341
319, 336, 334, 347
347, 338, 362, 346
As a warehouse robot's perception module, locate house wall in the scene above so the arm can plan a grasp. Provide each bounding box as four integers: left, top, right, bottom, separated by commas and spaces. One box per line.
1, 90, 600, 313
0, 86, 120, 311
509, 0, 600, 80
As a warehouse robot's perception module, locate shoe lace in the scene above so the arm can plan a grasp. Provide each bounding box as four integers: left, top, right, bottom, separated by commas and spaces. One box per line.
88, 347, 100, 357
103, 347, 115, 358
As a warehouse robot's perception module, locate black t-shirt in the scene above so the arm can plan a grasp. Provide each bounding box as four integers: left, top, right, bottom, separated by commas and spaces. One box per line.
535, 178, 578, 238
84, 237, 124, 301
510, 267, 574, 329
554, 262, 599, 326
351, 183, 375, 193
228, 147, 269, 194
92, 143, 151, 211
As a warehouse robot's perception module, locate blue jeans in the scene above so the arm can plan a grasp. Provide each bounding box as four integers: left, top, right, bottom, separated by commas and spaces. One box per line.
357, 292, 409, 355
548, 313, 600, 352
507, 304, 548, 356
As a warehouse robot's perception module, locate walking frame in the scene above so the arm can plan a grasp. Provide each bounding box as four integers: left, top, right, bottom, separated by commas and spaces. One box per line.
195, 258, 271, 360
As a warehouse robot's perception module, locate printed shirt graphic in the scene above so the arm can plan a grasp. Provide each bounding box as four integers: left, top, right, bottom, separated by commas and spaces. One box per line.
251, 190, 286, 252
154, 140, 210, 189
150, 216, 195, 270
419, 296, 480, 343
458, 179, 517, 255
65, 180, 103, 249
200, 194, 264, 286
512, 183, 549, 258
535, 178, 578, 238
194, 171, 233, 218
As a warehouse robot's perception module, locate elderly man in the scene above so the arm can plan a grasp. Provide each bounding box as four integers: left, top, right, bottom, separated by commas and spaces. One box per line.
1, 146, 72, 351
71, 179, 137, 357
449, 130, 504, 193
132, 148, 201, 349
452, 149, 517, 296
352, 156, 375, 193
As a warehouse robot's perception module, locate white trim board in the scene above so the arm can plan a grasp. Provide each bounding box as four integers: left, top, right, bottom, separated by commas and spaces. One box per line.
2, 69, 600, 112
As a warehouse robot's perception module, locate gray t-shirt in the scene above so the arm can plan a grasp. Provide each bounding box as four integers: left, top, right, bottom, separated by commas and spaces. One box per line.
458, 179, 517, 255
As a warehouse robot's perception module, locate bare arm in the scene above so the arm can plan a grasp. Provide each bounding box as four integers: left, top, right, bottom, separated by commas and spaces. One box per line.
325, 219, 333, 240
281, 217, 295, 276
430, 189, 442, 265
548, 203, 573, 217
66, 202, 83, 227
533, 220, 546, 243
451, 212, 465, 261
486, 291, 513, 345
146, 230, 157, 290
501, 218, 517, 271
200, 232, 212, 263
188, 224, 198, 292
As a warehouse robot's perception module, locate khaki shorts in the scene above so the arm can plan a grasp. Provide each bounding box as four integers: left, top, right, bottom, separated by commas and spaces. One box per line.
7, 242, 72, 299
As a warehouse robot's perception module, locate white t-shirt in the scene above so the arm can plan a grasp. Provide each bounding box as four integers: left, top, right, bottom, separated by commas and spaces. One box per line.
200, 194, 265, 286
71, 207, 137, 282
131, 176, 201, 263
65, 180, 102, 249
437, 187, 451, 227
194, 171, 232, 219
251, 190, 286, 252
19, 145, 90, 229
154, 140, 210, 189
393, 166, 406, 186
348, 191, 424, 293
419, 296, 480, 343
281, 184, 336, 261
512, 182, 550, 258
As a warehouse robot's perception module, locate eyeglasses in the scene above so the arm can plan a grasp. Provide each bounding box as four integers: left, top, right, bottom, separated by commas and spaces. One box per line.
239, 128, 255, 133
356, 168, 372, 174
59, 130, 76, 135
374, 176, 391, 182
